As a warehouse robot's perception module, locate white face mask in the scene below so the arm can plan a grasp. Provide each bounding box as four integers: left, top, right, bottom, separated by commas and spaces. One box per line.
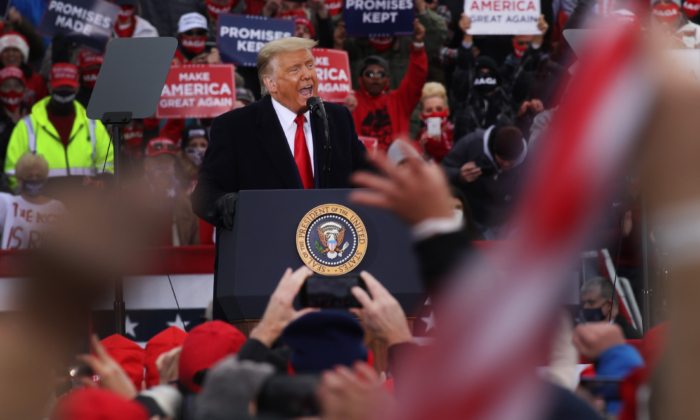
453, 209, 464, 223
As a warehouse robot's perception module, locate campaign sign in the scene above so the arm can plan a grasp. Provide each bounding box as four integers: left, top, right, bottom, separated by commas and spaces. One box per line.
359, 136, 378, 158
218, 14, 294, 67
311, 48, 351, 103
157, 64, 236, 119
464, 0, 541, 35
344, 0, 415, 37
38, 0, 119, 52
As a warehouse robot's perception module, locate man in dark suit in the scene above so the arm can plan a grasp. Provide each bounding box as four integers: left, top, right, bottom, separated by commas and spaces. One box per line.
192, 37, 369, 228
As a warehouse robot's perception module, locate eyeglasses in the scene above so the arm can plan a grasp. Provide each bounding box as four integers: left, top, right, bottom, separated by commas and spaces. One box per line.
184, 29, 207, 37
364, 70, 386, 78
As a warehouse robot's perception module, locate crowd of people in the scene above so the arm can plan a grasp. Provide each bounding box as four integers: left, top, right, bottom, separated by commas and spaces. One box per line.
0, 0, 682, 418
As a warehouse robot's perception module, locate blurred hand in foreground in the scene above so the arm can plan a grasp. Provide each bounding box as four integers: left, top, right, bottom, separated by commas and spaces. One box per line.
572, 323, 625, 361
350, 141, 453, 226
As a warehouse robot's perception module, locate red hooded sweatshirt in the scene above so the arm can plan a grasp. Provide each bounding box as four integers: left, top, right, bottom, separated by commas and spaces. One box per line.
352, 44, 428, 151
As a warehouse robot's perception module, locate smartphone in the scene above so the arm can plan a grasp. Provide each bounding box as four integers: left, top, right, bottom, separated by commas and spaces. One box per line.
427, 117, 442, 137
257, 375, 320, 418
300, 275, 367, 308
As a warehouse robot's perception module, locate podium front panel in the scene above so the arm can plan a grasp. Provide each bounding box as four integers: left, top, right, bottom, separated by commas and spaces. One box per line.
216, 189, 424, 320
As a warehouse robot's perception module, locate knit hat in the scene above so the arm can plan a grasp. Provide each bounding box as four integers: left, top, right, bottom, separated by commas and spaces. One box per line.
0, 31, 29, 63
358, 55, 390, 76
178, 320, 247, 393
178, 12, 209, 34
144, 326, 188, 389
50, 63, 79, 89
181, 125, 209, 149
492, 126, 524, 160
197, 356, 276, 419
100, 334, 145, 391
474, 56, 502, 82
282, 311, 369, 374
235, 87, 254, 104
0, 65, 25, 85
49, 388, 149, 420
295, 17, 315, 38
76, 49, 104, 69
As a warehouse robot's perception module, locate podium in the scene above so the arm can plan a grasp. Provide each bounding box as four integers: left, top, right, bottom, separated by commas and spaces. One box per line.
216, 189, 425, 321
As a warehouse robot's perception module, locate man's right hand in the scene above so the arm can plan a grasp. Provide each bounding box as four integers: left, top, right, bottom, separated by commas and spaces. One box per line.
249, 266, 318, 347
459, 162, 482, 183
460, 13, 473, 44
216, 192, 238, 230
343, 91, 358, 112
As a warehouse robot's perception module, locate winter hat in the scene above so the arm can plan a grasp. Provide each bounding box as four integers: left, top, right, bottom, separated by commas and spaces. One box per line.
295, 17, 315, 38
178, 320, 247, 393
49, 387, 149, 420
178, 12, 209, 34
144, 326, 188, 389
50, 63, 79, 89
492, 126, 524, 160
181, 125, 209, 149
0, 65, 25, 85
100, 334, 145, 391
197, 356, 276, 419
359, 55, 390, 76
474, 56, 502, 82
652, 1, 681, 22
0, 31, 29, 63
76, 49, 104, 69
282, 311, 369, 374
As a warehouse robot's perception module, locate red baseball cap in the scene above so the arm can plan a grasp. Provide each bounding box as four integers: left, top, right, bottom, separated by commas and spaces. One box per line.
49, 387, 149, 420
145, 137, 177, 157
0, 65, 25, 85
178, 320, 247, 393
50, 63, 79, 89
144, 326, 188, 389
76, 49, 104, 69
100, 334, 144, 392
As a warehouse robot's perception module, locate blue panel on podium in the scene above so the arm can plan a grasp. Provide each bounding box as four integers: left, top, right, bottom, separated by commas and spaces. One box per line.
216, 189, 424, 320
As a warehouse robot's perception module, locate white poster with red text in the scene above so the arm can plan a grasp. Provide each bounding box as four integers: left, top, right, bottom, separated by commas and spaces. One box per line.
311, 48, 352, 103
157, 64, 236, 119
465, 0, 541, 34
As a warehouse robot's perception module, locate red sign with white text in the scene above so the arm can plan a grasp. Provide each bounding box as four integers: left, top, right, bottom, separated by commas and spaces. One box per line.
157, 64, 236, 119
311, 48, 352, 103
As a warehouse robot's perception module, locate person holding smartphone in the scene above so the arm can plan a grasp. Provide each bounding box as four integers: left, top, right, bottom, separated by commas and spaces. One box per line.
417, 82, 453, 163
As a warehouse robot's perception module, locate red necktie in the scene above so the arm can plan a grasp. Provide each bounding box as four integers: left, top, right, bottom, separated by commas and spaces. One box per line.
294, 115, 314, 189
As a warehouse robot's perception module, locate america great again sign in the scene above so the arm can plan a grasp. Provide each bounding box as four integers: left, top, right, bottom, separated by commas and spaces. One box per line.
464, 0, 541, 35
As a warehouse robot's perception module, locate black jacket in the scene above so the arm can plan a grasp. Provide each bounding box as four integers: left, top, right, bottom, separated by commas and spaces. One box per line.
192, 95, 370, 227
442, 127, 527, 228
615, 313, 642, 340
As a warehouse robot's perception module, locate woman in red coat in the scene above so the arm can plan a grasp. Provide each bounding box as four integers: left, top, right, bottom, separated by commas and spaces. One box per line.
417, 82, 454, 163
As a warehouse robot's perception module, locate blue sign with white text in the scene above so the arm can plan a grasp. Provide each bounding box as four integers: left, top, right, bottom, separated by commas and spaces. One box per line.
38, 0, 119, 52
217, 14, 294, 67
344, 0, 415, 37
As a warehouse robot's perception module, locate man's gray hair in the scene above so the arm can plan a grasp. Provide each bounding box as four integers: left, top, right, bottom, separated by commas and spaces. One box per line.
581, 276, 617, 308
257, 37, 318, 96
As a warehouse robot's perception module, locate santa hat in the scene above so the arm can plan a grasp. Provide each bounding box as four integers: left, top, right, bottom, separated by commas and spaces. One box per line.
143, 326, 188, 389
100, 334, 145, 391
178, 320, 247, 393
0, 31, 29, 63
49, 388, 149, 420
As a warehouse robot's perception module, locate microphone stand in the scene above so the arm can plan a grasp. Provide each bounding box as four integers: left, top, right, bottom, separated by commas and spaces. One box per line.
308, 97, 331, 188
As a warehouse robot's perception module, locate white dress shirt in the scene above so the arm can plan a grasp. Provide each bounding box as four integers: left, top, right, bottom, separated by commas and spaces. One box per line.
271, 96, 315, 175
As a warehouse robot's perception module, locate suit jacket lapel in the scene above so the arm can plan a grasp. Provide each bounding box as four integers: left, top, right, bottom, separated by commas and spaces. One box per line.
310, 108, 331, 189
256, 95, 303, 189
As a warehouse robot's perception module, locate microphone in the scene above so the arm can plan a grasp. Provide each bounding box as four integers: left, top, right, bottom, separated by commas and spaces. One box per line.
306, 97, 331, 189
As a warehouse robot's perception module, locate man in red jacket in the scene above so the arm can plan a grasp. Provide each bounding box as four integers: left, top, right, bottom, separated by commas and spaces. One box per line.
343, 19, 428, 152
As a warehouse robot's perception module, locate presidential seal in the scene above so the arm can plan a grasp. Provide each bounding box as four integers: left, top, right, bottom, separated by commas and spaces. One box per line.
296, 204, 368, 275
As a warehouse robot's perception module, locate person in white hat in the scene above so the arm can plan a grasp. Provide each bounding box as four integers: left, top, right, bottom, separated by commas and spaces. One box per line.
173, 12, 221, 65
0, 31, 47, 106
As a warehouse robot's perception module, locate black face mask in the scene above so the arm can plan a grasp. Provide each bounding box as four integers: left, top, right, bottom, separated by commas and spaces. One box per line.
582, 307, 606, 322
473, 72, 498, 94
20, 179, 45, 198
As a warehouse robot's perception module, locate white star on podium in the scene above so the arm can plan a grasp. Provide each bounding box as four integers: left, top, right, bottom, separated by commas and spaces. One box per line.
421, 312, 436, 332
167, 314, 190, 330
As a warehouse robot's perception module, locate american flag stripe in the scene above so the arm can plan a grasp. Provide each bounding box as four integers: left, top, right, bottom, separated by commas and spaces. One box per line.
393, 29, 656, 420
